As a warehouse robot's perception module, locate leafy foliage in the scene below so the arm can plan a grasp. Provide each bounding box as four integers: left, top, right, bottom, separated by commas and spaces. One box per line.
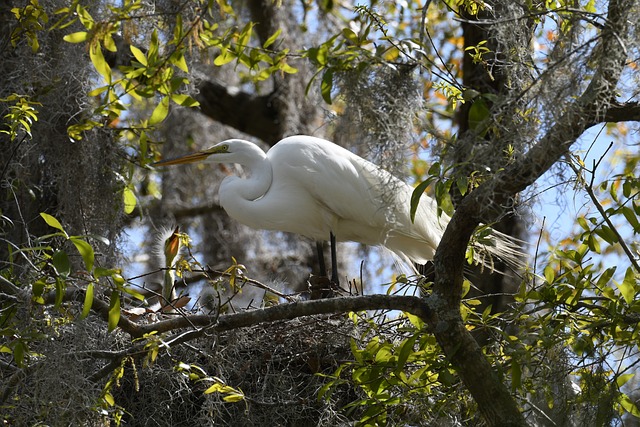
1, 0, 640, 425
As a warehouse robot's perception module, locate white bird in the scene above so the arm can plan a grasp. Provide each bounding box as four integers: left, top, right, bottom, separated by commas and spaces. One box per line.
154, 135, 523, 282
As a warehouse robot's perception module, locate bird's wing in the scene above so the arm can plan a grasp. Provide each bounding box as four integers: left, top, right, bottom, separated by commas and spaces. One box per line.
270, 137, 446, 251
268, 139, 389, 238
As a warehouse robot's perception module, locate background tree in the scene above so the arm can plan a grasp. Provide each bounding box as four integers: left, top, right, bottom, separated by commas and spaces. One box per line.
1, 0, 640, 426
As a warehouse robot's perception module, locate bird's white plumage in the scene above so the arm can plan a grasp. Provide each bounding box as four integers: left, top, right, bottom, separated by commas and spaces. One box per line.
157, 135, 522, 270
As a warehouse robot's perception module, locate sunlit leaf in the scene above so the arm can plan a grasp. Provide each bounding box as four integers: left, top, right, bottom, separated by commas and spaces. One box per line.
130, 45, 148, 66
123, 186, 137, 214
616, 373, 635, 388
617, 267, 637, 305
619, 392, 640, 417
214, 48, 235, 66
90, 42, 111, 82
170, 93, 200, 107
80, 282, 94, 320
70, 237, 94, 272
40, 212, 66, 234
223, 393, 245, 402
263, 29, 282, 49
63, 31, 88, 43
149, 96, 170, 125
108, 290, 120, 332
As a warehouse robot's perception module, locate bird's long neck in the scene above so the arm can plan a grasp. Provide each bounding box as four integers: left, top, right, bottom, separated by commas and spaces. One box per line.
224, 152, 272, 201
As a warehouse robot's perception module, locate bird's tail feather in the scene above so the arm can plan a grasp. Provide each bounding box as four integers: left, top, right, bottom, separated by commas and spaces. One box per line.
470, 226, 527, 275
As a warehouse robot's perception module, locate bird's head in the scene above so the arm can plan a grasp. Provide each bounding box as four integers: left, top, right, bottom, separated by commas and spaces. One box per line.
152, 139, 264, 167
152, 141, 231, 167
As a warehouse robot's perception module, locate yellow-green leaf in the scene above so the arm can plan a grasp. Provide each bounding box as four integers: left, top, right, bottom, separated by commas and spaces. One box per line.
204, 383, 223, 394
70, 237, 94, 272
103, 392, 115, 406
90, 43, 111, 82
130, 45, 147, 66
170, 93, 200, 107
619, 392, 640, 417
321, 69, 333, 104
123, 186, 137, 214
617, 373, 635, 388
108, 290, 120, 332
617, 267, 637, 305
214, 48, 235, 66
223, 393, 245, 402
171, 52, 189, 72
63, 31, 88, 43
40, 212, 67, 234
263, 29, 281, 49
149, 96, 170, 125
81, 282, 94, 320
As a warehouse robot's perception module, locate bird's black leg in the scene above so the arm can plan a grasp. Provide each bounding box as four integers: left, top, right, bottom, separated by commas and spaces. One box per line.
316, 241, 327, 276
330, 231, 339, 286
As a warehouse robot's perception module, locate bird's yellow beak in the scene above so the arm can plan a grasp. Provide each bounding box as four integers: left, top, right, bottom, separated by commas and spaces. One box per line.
152, 151, 212, 167
152, 145, 229, 167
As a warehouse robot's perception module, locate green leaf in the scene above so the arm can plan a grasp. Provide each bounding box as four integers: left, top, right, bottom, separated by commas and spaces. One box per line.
621, 206, 640, 232
223, 393, 245, 402
396, 334, 418, 373
320, 69, 333, 104
90, 43, 111, 82
171, 52, 189, 72
40, 212, 66, 234
543, 265, 556, 285
405, 312, 424, 330
63, 31, 88, 43
511, 360, 522, 391
263, 29, 281, 49
70, 237, 95, 272
594, 225, 618, 244
130, 45, 148, 66
80, 282, 94, 320
55, 277, 65, 308
410, 179, 432, 223
123, 186, 137, 215
87, 85, 109, 97
596, 266, 617, 289
456, 175, 468, 196
617, 373, 635, 388
13, 340, 26, 368
108, 290, 121, 332
619, 392, 640, 417
76, 5, 94, 29
214, 48, 235, 66
587, 233, 601, 254
52, 250, 70, 277
149, 96, 170, 125
123, 286, 145, 301
170, 93, 200, 107
617, 267, 637, 305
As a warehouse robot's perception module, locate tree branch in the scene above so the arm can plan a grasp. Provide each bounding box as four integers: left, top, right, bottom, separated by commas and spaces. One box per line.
46, 288, 432, 339
430, 1, 633, 425
603, 101, 640, 123
195, 80, 283, 144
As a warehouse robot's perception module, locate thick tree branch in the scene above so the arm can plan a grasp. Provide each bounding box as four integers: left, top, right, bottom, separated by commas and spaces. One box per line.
603, 101, 640, 123
195, 80, 283, 145
46, 288, 432, 339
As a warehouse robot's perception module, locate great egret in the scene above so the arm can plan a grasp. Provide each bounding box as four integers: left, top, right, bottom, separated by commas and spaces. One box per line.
153, 135, 523, 282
